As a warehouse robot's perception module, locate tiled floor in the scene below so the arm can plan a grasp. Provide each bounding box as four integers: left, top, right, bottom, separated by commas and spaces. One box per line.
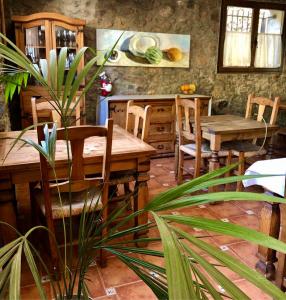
19, 156, 278, 300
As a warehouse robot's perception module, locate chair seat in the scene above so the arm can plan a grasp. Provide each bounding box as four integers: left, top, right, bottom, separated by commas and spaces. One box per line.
180, 142, 229, 157
35, 186, 102, 219
223, 141, 267, 157
109, 171, 136, 185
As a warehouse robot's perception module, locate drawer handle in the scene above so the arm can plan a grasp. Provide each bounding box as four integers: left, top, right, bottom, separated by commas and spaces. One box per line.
109, 105, 116, 113
157, 126, 165, 132
157, 144, 164, 150
157, 108, 165, 112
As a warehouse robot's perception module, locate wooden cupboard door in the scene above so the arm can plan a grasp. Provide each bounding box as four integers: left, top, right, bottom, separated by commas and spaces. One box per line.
17, 20, 49, 66
51, 21, 84, 73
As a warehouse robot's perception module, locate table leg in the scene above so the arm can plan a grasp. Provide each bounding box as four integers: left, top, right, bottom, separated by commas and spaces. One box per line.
209, 150, 220, 193
256, 202, 280, 280
266, 136, 274, 159
276, 203, 286, 290
134, 173, 149, 247
0, 177, 17, 245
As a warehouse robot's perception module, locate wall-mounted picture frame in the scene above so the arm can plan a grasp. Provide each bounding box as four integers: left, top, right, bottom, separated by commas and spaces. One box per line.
96, 29, 191, 68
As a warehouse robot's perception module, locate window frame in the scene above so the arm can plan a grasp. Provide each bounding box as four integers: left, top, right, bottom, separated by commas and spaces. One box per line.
218, 0, 286, 73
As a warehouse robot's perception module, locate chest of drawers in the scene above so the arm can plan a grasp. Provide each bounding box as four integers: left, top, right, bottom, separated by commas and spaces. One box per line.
98, 94, 211, 156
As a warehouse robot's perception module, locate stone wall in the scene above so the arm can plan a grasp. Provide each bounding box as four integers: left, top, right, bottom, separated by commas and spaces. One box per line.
6, 0, 286, 125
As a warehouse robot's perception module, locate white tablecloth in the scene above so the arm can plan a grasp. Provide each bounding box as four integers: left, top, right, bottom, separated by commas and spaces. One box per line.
243, 158, 286, 197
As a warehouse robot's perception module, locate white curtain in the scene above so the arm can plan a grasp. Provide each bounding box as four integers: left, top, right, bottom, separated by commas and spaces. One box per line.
223, 32, 251, 67
254, 34, 282, 68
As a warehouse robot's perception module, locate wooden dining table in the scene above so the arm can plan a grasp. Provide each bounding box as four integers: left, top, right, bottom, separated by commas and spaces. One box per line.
0, 125, 156, 244
199, 114, 279, 173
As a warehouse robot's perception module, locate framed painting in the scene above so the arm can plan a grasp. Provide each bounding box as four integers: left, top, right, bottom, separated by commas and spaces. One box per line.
96, 29, 191, 68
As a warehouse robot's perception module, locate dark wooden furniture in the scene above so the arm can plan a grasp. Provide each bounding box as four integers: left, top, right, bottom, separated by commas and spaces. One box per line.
33, 121, 113, 269
12, 13, 86, 127
102, 94, 212, 156
0, 126, 156, 243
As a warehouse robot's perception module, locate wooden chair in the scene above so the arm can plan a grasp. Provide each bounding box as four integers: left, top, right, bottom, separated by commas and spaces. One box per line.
125, 100, 152, 142
226, 94, 281, 191
175, 95, 229, 184
108, 100, 152, 224
31, 96, 81, 127
32, 119, 113, 271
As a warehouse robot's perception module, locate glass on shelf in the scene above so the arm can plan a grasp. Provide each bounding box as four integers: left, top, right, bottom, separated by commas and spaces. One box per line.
55, 26, 77, 48
25, 25, 45, 48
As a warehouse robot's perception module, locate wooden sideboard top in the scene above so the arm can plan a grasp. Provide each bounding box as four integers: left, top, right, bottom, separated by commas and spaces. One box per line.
105, 94, 211, 101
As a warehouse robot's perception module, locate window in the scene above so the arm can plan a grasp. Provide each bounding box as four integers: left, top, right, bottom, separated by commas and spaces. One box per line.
218, 0, 286, 72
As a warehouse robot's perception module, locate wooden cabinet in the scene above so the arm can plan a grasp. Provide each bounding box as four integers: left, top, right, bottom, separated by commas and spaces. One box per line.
12, 12, 86, 128
106, 94, 212, 157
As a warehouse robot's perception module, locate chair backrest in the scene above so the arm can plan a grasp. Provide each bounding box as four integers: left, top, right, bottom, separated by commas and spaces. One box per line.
245, 94, 281, 125
125, 100, 151, 142
31, 96, 81, 127
175, 95, 202, 154
37, 119, 113, 195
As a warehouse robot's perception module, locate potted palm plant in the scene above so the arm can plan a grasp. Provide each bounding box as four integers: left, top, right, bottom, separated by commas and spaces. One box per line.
1, 32, 286, 300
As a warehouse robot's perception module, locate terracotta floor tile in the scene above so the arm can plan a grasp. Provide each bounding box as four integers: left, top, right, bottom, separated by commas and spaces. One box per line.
21, 261, 39, 287
21, 283, 51, 300
99, 255, 140, 287
230, 214, 259, 231
229, 241, 258, 269
183, 235, 219, 256
93, 295, 118, 300
201, 250, 242, 282
208, 201, 245, 218
140, 241, 165, 268
148, 178, 163, 190
84, 266, 106, 298
116, 281, 157, 300
211, 234, 243, 246
234, 200, 264, 211
181, 207, 217, 220
234, 279, 271, 299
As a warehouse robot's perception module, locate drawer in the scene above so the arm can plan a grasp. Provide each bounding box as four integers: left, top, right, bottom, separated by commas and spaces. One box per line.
151, 105, 174, 123
150, 123, 172, 134
150, 141, 174, 154
149, 123, 175, 142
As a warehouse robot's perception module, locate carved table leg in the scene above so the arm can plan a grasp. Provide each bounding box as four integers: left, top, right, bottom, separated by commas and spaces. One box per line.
134, 177, 149, 247
256, 202, 280, 280
0, 176, 17, 245
209, 150, 220, 193
276, 203, 286, 290
266, 136, 274, 159
134, 158, 151, 246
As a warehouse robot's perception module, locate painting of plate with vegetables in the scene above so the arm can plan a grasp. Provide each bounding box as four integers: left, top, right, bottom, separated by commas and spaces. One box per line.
96, 29, 190, 68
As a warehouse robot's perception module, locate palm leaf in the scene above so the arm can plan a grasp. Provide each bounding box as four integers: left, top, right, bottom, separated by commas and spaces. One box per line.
164, 215, 286, 253
153, 212, 197, 300
173, 227, 286, 299
182, 241, 250, 299
145, 163, 239, 210
9, 243, 22, 300
154, 191, 285, 211
23, 240, 47, 300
